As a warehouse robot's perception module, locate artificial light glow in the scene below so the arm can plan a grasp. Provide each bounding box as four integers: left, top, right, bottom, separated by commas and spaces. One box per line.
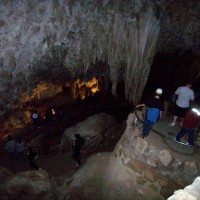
72, 77, 100, 100
192, 108, 200, 116
52, 109, 56, 115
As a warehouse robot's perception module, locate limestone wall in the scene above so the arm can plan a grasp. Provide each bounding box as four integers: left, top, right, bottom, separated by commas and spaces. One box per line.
102, 113, 200, 199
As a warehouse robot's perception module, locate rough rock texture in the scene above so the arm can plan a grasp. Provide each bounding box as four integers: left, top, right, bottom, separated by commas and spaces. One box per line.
0, 164, 13, 182
0, 169, 56, 200
60, 113, 117, 150
168, 177, 200, 200
1, 0, 200, 114
102, 113, 200, 200
158, 0, 200, 55
1, 113, 200, 199
59, 152, 110, 200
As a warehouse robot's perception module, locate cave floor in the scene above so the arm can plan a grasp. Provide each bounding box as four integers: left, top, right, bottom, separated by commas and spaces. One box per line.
0, 91, 130, 176
0, 92, 200, 179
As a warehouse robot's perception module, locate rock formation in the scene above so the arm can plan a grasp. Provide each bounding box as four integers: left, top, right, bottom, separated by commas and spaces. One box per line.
1, 112, 200, 199
0, 165, 56, 200
101, 113, 200, 200
60, 113, 117, 150
168, 177, 200, 200
0, 0, 200, 114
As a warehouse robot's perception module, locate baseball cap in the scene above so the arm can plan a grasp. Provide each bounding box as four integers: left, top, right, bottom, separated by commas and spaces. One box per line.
155, 88, 163, 95
32, 113, 39, 119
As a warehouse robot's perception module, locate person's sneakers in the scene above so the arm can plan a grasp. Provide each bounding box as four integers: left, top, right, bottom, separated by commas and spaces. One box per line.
174, 137, 178, 142
142, 134, 145, 139
169, 122, 175, 126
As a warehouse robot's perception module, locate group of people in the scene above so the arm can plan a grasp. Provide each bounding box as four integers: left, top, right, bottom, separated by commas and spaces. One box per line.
31, 103, 63, 128
4, 133, 85, 170
4, 135, 26, 163
136, 81, 200, 146
4, 102, 84, 170
4, 135, 41, 170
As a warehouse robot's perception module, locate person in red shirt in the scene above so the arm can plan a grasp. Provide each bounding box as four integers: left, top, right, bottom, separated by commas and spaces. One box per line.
175, 107, 200, 145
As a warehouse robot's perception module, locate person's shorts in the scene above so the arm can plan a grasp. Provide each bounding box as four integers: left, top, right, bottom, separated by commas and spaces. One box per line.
174, 105, 188, 118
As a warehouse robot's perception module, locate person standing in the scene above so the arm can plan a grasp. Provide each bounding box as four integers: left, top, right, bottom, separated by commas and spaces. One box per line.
175, 107, 200, 145
31, 110, 41, 128
4, 135, 16, 163
26, 147, 40, 170
136, 88, 164, 138
170, 81, 194, 126
72, 134, 85, 166
16, 137, 26, 160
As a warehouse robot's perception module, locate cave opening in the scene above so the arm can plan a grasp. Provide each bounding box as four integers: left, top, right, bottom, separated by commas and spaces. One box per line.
141, 50, 200, 103
0, 63, 132, 141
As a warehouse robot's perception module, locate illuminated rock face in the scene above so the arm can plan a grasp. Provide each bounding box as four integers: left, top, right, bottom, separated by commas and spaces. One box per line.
60, 113, 117, 151
102, 113, 200, 200
0, 0, 200, 114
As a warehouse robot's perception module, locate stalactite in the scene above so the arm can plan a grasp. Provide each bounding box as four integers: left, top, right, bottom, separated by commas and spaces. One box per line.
0, 0, 161, 112
123, 8, 160, 104
104, 8, 159, 104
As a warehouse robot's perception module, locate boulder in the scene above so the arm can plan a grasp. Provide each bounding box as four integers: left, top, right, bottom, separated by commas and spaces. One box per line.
0, 170, 55, 200
60, 113, 117, 151
168, 177, 200, 200
0, 164, 13, 182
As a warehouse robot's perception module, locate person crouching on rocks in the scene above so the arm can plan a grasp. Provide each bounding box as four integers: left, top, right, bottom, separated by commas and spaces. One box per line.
135, 88, 164, 138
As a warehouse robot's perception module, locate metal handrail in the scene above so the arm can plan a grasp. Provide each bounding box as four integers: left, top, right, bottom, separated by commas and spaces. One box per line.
134, 105, 200, 148
71, 121, 122, 148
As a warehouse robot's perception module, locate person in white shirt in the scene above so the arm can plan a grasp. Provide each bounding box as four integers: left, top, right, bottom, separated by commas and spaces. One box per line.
5, 135, 16, 163
170, 81, 194, 126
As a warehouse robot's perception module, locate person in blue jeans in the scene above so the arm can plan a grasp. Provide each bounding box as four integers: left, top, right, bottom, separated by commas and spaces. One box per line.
175, 107, 200, 145
136, 88, 164, 138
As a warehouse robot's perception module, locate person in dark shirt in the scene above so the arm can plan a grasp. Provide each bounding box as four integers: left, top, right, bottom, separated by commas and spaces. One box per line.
45, 106, 54, 121
136, 88, 164, 138
31, 110, 41, 128
175, 107, 200, 145
72, 134, 85, 166
26, 147, 40, 170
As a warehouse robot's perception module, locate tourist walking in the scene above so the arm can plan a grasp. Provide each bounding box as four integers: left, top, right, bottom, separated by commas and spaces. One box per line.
72, 134, 85, 166
170, 81, 194, 126
175, 107, 200, 145
136, 88, 164, 138
4, 135, 16, 163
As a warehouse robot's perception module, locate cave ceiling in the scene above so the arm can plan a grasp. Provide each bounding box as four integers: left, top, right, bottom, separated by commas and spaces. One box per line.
0, 0, 200, 113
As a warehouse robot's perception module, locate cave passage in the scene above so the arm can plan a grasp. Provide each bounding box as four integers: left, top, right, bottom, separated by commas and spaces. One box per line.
141, 51, 200, 103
